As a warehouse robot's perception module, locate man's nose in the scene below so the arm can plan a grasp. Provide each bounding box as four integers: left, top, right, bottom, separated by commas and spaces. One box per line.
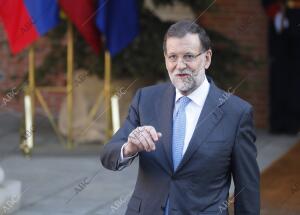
176, 58, 187, 70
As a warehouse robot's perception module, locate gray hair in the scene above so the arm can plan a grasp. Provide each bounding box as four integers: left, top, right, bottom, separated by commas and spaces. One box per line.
163, 20, 211, 53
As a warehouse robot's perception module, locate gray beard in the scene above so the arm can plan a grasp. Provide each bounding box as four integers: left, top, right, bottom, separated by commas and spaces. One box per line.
170, 70, 205, 95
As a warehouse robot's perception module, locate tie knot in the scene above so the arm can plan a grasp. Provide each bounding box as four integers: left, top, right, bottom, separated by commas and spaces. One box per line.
178, 96, 191, 110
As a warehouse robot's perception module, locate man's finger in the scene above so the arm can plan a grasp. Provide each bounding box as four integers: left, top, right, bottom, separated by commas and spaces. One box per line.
128, 134, 140, 145
132, 128, 149, 150
141, 130, 156, 151
129, 133, 144, 151
145, 126, 158, 142
131, 130, 140, 142
157, 132, 162, 138
129, 130, 144, 150
138, 133, 151, 152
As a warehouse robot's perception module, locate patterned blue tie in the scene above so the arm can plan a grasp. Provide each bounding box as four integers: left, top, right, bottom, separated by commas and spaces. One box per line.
165, 96, 191, 215
172, 96, 191, 170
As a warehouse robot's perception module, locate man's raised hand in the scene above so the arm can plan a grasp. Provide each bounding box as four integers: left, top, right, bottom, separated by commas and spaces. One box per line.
123, 126, 162, 157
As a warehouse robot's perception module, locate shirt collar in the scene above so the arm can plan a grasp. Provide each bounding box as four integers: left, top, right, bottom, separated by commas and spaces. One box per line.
175, 75, 210, 106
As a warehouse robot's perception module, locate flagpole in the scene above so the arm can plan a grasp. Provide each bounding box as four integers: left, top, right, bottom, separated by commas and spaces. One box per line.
67, 20, 74, 149
104, 50, 112, 140
21, 46, 35, 155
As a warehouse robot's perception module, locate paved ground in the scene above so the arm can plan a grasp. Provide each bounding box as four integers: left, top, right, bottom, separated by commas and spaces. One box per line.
0, 112, 299, 215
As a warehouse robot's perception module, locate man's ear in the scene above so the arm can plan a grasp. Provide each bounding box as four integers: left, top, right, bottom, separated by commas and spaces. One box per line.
204, 49, 212, 69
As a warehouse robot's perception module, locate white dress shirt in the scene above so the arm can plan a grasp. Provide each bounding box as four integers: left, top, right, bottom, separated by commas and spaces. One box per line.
173, 76, 210, 155
119, 76, 210, 164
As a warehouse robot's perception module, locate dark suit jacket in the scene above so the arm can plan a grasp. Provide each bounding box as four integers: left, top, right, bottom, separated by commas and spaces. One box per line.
100, 77, 260, 215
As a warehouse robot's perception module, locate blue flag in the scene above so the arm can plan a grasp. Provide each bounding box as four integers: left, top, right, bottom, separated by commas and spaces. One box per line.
96, 0, 139, 56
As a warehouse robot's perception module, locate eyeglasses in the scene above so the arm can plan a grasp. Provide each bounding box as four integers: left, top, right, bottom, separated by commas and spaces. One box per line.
166, 51, 206, 64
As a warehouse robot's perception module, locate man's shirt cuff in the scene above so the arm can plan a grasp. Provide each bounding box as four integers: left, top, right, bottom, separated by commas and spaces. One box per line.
119, 142, 138, 165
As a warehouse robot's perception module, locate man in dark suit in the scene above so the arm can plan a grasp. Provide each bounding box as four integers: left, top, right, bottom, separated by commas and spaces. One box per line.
100, 20, 260, 215
262, 0, 300, 134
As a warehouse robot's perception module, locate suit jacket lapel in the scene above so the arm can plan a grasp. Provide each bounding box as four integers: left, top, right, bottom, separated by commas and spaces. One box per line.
155, 82, 175, 172
175, 80, 224, 173
155, 79, 225, 174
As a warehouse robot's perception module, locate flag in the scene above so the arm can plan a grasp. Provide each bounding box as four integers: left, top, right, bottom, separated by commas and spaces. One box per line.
0, 0, 60, 54
59, 0, 101, 54
96, 0, 139, 56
